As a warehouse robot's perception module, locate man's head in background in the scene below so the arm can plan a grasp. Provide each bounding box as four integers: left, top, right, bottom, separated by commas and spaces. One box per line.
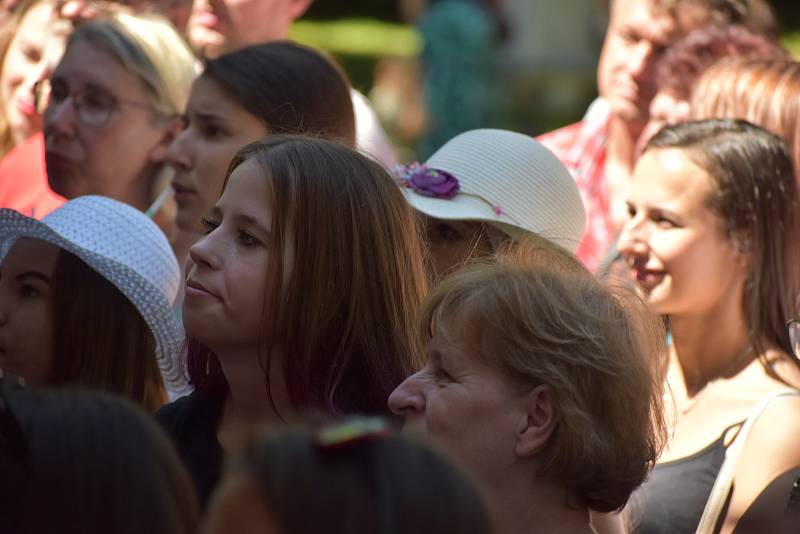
597, 0, 777, 134
187, 0, 311, 59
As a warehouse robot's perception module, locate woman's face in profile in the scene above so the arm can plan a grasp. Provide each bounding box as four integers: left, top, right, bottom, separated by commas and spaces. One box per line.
42, 38, 176, 210
0, 238, 58, 386
166, 75, 267, 234
420, 215, 494, 281
388, 324, 528, 482
617, 147, 746, 315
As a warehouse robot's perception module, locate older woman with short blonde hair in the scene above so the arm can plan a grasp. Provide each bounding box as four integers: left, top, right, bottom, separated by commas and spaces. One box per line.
390, 237, 667, 534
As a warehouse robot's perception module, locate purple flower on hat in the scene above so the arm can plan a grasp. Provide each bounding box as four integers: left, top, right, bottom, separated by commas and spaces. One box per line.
392, 162, 460, 199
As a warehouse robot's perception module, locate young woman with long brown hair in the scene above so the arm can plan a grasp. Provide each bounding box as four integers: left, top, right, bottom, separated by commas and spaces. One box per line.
157, 135, 428, 508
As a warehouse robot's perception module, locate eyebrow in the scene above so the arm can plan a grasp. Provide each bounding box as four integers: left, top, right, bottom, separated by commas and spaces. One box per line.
211, 206, 271, 235
16, 271, 51, 284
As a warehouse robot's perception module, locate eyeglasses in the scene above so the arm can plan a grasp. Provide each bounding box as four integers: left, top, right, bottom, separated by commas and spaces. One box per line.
34, 78, 153, 127
0, 375, 29, 466
787, 319, 800, 360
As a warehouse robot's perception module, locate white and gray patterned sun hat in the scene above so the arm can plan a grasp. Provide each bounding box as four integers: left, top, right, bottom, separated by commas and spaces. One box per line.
0, 196, 190, 394
394, 129, 586, 253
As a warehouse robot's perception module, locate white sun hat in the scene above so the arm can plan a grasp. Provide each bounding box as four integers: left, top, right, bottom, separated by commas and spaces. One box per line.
0, 196, 190, 394
395, 129, 586, 252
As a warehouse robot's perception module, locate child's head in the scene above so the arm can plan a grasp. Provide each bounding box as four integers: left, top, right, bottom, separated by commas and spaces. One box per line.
184, 136, 428, 416
203, 418, 493, 534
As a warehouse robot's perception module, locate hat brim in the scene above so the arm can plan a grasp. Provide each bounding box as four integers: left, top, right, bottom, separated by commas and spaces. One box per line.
403, 188, 529, 240
0, 209, 190, 394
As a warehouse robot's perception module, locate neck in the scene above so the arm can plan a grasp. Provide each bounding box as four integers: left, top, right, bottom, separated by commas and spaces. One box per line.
669, 302, 752, 396
217, 344, 292, 423
487, 466, 593, 534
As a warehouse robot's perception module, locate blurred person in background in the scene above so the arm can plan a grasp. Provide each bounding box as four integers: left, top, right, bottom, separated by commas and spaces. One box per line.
0, 377, 198, 534
203, 418, 493, 534
690, 56, 800, 184
185, 0, 396, 166
637, 23, 786, 155
538, 0, 777, 270
619, 120, 800, 534
165, 40, 355, 283
39, 11, 195, 232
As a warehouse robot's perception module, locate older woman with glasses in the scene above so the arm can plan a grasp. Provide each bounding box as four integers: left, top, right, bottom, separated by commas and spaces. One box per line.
38, 11, 195, 223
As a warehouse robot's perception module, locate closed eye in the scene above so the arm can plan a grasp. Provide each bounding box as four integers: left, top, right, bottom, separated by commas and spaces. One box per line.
200, 216, 220, 235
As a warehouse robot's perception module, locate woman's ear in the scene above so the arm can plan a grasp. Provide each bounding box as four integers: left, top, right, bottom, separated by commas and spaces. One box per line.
149, 115, 185, 164
515, 384, 559, 458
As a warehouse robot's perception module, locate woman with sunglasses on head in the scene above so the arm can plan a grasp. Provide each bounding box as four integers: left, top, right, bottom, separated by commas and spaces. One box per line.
157, 135, 428, 509
618, 119, 800, 534
39, 10, 195, 228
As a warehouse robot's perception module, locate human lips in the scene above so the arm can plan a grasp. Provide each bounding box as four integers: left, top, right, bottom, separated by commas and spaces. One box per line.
16, 97, 36, 118
185, 278, 220, 299
193, 10, 221, 29
630, 263, 664, 292
171, 181, 196, 205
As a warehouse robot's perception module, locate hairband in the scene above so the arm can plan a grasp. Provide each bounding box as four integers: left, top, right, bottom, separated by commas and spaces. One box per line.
313, 417, 390, 453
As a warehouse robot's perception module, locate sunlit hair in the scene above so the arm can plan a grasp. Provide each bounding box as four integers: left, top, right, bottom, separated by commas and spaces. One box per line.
52, 249, 167, 412
67, 11, 196, 118
202, 41, 355, 146
187, 136, 428, 416
653, 0, 778, 38
0, 384, 198, 534
644, 119, 800, 364
656, 24, 785, 103
420, 236, 668, 512
691, 57, 800, 180
222, 421, 493, 534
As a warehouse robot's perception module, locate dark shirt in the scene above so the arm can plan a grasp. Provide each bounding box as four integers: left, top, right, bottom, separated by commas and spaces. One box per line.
627, 425, 739, 534
156, 391, 225, 510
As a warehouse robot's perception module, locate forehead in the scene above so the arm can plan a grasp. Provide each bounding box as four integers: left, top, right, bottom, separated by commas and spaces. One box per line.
53, 38, 145, 97
611, 0, 675, 42
630, 148, 711, 206
15, 2, 54, 39
219, 160, 271, 213
1, 238, 60, 272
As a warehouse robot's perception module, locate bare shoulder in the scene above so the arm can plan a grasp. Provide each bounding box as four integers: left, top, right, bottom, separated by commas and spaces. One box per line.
721, 391, 800, 534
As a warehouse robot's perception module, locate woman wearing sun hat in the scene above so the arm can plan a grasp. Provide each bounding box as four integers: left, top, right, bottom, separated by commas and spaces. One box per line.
394, 128, 586, 279
0, 195, 189, 410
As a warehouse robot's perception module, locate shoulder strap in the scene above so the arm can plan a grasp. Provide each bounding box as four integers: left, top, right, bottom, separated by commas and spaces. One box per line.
695, 389, 800, 534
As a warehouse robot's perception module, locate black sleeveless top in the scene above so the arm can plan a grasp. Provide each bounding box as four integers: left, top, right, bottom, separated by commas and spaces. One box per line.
627, 424, 741, 534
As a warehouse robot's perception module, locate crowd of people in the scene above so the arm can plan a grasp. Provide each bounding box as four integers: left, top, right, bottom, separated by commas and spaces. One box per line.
1, 0, 800, 533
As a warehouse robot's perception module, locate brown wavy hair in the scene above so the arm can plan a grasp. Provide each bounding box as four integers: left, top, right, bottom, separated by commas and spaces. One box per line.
187, 135, 428, 417
420, 236, 668, 512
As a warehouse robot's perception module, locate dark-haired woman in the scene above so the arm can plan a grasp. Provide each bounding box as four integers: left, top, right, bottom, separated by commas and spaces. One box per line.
157, 136, 428, 508
619, 120, 800, 534
166, 40, 356, 272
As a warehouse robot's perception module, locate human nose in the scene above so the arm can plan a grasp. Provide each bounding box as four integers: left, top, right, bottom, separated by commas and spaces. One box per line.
165, 126, 192, 173
388, 372, 427, 418
43, 94, 78, 138
188, 230, 222, 271
617, 212, 650, 259
628, 41, 656, 83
